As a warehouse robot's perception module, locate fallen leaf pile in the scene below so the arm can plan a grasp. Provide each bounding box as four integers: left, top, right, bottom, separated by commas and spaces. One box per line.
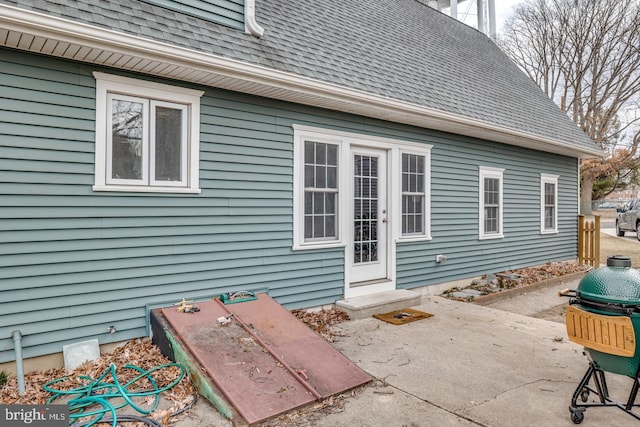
498, 261, 590, 287
443, 261, 591, 299
291, 308, 350, 342
0, 338, 195, 427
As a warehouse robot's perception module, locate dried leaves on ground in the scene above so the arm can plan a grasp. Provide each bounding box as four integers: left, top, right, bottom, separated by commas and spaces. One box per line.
254, 385, 365, 427
0, 338, 195, 427
443, 261, 590, 299
497, 261, 590, 287
291, 308, 350, 342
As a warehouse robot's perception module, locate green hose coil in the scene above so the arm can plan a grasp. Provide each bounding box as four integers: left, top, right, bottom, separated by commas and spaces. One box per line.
43, 362, 187, 427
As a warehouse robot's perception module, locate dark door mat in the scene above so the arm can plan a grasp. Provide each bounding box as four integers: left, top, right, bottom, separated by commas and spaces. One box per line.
373, 308, 433, 325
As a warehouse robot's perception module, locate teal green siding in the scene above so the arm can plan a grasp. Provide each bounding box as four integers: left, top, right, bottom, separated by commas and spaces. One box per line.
141, 0, 245, 30
0, 49, 578, 362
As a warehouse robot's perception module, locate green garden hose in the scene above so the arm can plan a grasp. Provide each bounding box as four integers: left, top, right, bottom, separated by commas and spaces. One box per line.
42, 363, 188, 427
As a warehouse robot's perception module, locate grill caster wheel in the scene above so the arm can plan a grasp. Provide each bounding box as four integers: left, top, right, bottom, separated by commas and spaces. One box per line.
570, 409, 585, 424
580, 388, 589, 402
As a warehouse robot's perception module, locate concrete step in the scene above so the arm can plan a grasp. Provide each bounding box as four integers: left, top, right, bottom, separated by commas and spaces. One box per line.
335, 289, 422, 320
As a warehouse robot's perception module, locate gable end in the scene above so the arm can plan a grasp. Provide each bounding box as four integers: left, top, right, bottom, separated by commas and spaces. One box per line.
141, 0, 245, 30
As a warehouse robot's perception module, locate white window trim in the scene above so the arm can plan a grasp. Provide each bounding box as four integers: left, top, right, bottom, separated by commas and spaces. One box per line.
540, 173, 559, 234
292, 125, 432, 251
93, 72, 203, 194
479, 166, 504, 240
293, 131, 347, 250
397, 149, 431, 242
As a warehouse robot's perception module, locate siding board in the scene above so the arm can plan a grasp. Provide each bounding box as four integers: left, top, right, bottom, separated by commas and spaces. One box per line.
0, 222, 292, 245
2, 97, 94, 120
0, 123, 93, 142
0, 136, 94, 153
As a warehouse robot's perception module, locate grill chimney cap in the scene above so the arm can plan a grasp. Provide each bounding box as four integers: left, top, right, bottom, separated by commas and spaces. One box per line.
607, 255, 631, 268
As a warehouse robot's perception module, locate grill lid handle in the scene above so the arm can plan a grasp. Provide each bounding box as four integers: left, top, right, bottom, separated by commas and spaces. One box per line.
607, 255, 631, 268
558, 288, 575, 298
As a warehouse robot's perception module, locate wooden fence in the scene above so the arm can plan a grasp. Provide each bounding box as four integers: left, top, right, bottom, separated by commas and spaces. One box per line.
578, 215, 600, 267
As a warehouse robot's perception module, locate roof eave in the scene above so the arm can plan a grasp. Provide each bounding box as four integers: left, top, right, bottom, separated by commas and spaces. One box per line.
0, 4, 604, 159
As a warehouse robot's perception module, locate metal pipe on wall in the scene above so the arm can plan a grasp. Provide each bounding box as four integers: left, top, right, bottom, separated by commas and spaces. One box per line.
450, 0, 458, 19
488, 0, 496, 39
11, 330, 25, 395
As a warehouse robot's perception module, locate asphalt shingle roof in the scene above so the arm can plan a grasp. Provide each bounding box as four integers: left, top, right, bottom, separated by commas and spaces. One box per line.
1, 0, 600, 154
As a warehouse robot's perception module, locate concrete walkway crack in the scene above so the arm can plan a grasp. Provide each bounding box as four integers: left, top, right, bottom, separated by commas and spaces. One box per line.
468, 378, 572, 409
377, 379, 489, 427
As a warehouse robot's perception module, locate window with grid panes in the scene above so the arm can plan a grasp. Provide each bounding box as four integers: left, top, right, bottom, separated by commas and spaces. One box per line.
540, 174, 558, 233
479, 167, 504, 239
401, 153, 425, 235
304, 141, 338, 241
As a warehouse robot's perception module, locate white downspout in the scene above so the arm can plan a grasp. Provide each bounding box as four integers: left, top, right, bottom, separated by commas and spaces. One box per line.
11, 330, 25, 395
245, 0, 264, 38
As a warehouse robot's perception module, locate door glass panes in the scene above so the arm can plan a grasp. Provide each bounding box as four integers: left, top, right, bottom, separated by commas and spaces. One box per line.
402, 153, 425, 235
154, 106, 183, 182
304, 141, 338, 240
545, 182, 556, 229
111, 99, 143, 180
484, 177, 499, 233
354, 154, 378, 264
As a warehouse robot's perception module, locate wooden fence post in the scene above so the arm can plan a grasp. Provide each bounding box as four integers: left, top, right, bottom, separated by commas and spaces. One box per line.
578, 214, 584, 265
578, 215, 601, 267
594, 215, 600, 267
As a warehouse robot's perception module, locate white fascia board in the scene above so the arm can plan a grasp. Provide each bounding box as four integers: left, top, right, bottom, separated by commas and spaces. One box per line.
0, 4, 604, 160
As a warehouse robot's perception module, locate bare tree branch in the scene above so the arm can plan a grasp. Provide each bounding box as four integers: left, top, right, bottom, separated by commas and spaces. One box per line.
498, 0, 640, 212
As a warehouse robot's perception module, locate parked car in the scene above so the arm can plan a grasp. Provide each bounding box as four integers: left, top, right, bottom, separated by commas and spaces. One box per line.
598, 202, 617, 209
616, 199, 640, 240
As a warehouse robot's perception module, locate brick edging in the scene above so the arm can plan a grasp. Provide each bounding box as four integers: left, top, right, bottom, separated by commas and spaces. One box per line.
471, 270, 588, 306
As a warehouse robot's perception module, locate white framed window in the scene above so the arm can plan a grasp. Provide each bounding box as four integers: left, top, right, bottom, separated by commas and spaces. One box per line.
400, 151, 430, 240
93, 72, 204, 193
293, 130, 345, 250
304, 140, 339, 242
479, 166, 504, 239
541, 173, 559, 234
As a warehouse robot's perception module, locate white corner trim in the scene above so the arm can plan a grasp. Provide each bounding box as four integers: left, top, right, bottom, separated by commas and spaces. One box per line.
245, 0, 264, 38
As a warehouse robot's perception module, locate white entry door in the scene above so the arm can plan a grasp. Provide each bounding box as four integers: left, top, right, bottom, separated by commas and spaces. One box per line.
349, 147, 388, 284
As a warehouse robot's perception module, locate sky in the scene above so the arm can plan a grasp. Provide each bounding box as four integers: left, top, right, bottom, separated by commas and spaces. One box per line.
495, 0, 523, 31
450, 0, 524, 33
